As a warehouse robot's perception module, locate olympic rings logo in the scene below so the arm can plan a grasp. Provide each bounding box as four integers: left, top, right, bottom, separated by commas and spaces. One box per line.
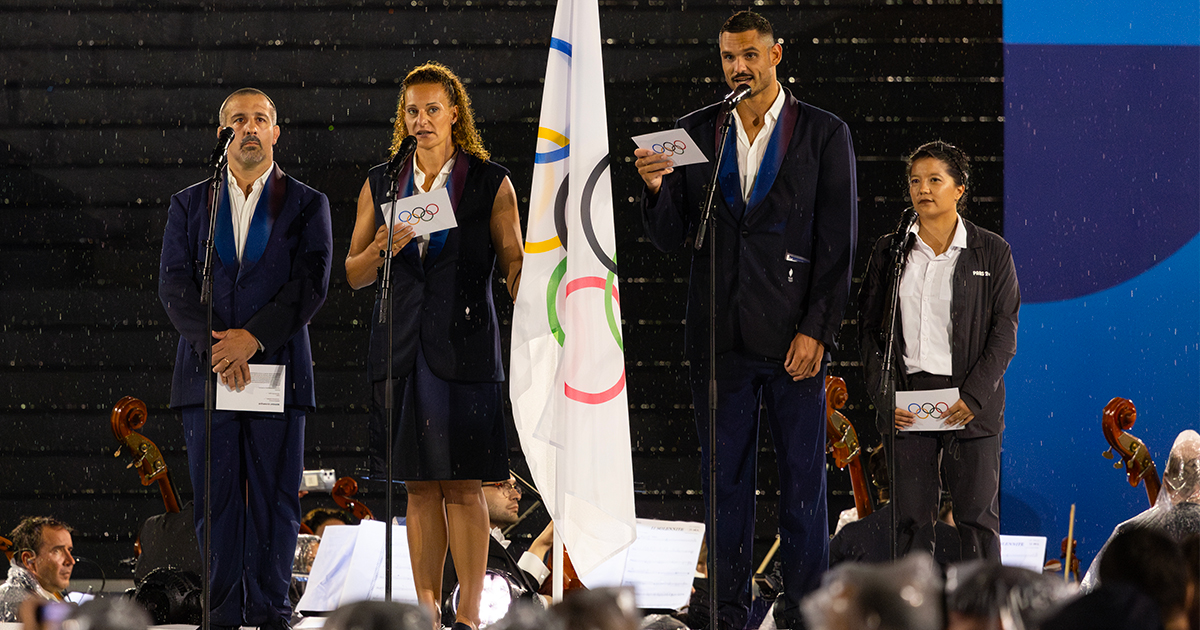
908, 402, 950, 419
396, 204, 439, 225
652, 141, 687, 156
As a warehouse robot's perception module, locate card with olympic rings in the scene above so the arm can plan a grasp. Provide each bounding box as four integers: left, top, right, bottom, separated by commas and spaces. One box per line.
632, 129, 709, 167
895, 387, 962, 431
382, 185, 457, 238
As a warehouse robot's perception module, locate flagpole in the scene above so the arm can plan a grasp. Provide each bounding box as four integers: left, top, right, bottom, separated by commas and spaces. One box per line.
553, 452, 565, 602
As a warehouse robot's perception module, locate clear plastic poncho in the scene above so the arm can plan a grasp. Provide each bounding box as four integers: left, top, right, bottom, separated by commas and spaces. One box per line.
1081, 429, 1200, 590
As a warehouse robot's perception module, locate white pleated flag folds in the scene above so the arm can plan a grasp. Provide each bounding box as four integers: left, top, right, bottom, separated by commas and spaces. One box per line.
509, 0, 637, 580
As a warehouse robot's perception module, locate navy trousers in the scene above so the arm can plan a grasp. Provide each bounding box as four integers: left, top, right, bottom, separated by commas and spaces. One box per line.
691, 352, 828, 630
182, 407, 304, 626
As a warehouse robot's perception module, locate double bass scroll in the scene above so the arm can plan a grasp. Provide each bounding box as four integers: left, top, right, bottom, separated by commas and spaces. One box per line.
825, 376, 874, 519
111, 396, 181, 514
1101, 397, 1161, 506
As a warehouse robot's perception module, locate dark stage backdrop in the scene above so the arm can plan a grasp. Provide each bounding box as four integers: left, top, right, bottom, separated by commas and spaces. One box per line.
0, 1, 1001, 582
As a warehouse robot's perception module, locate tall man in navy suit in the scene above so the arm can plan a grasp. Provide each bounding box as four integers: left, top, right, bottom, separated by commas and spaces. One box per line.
159, 88, 332, 630
634, 12, 857, 630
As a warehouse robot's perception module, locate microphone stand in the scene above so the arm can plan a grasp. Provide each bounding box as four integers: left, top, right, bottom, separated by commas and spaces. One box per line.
198, 152, 226, 630
880, 217, 913, 561
379, 164, 404, 602
694, 103, 736, 630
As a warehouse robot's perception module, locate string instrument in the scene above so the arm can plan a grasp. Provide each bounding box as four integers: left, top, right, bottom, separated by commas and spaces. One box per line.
538, 548, 585, 598
111, 396, 181, 514
825, 376, 873, 518
1101, 397, 1161, 506
1043, 537, 1081, 582
331, 477, 375, 521
0, 536, 12, 563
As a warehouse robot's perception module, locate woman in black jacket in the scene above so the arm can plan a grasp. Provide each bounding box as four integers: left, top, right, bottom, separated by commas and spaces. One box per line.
858, 141, 1020, 560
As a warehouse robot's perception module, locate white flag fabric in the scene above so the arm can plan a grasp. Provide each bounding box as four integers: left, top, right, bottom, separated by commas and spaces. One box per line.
509, 0, 637, 580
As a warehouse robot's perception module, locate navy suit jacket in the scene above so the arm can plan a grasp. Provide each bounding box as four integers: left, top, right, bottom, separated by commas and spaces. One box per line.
159, 164, 333, 409
642, 88, 858, 362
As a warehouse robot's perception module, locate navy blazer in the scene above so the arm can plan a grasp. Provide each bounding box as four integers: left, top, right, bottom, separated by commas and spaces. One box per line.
643, 88, 858, 362
159, 164, 333, 409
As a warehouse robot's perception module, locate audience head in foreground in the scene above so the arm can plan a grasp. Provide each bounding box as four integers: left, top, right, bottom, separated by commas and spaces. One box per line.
64, 598, 152, 630
801, 553, 944, 630
324, 600, 432, 630
1043, 528, 1190, 630
944, 561, 1072, 630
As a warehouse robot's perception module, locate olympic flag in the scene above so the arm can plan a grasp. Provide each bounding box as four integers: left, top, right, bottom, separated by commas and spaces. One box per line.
509, 0, 636, 580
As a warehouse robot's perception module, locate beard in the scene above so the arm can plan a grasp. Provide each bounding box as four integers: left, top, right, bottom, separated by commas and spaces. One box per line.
234, 140, 266, 167
487, 504, 519, 528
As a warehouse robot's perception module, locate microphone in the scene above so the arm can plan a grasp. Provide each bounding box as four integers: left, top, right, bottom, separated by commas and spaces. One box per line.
387, 135, 419, 178
890, 207, 918, 257
721, 84, 752, 110
207, 127, 235, 168
896, 207, 918, 234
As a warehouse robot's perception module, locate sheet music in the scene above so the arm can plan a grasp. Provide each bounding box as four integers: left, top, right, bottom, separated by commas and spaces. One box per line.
999, 534, 1047, 572
581, 518, 705, 610
620, 519, 705, 610
296, 521, 419, 613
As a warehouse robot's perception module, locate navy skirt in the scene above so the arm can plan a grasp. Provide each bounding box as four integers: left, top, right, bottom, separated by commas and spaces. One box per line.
371, 343, 509, 482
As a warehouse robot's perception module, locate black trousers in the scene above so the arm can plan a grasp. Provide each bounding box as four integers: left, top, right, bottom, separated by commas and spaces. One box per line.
893, 372, 1001, 561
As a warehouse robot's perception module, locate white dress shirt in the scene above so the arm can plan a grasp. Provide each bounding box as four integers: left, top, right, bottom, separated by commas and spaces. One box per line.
489, 526, 550, 586
225, 164, 273, 263
900, 217, 967, 376
411, 152, 457, 259
732, 83, 786, 203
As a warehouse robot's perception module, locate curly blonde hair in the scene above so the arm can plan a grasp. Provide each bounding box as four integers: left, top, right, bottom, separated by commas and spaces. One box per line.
389, 62, 489, 161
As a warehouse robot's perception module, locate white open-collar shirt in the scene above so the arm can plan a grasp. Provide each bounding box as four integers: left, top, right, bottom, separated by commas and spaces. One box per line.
901, 216, 967, 376
732, 82, 786, 204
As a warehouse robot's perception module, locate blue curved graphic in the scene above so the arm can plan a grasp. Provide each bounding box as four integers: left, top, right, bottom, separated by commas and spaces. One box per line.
1002, 234, 1198, 564
1002, 2, 1199, 569
1005, 43, 1199, 304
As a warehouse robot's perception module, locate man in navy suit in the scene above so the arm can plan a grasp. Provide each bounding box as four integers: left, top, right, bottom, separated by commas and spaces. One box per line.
159, 88, 332, 630
634, 12, 857, 630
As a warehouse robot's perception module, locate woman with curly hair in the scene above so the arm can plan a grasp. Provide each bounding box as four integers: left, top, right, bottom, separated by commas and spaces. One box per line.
345, 62, 523, 630
858, 141, 1019, 561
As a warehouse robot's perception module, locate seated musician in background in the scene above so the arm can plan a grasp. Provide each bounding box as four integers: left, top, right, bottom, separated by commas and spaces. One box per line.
302, 508, 357, 538
1043, 528, 1192, 630
829, 446, 960, 566
442, 477, 552, 622
1083, 429, 1200, 591
0, 517, 75, 621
